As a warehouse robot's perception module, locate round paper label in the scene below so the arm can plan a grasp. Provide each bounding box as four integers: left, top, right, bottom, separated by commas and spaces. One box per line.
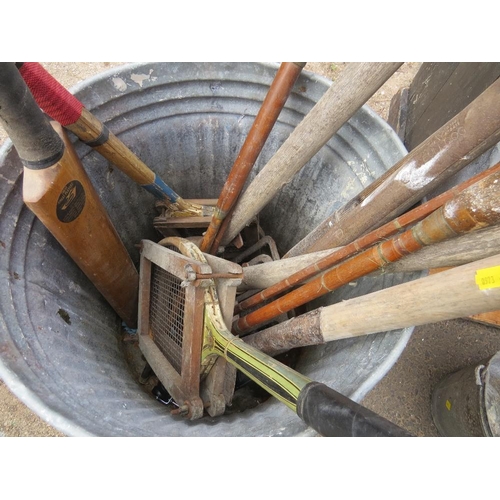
56, 180, 86, 223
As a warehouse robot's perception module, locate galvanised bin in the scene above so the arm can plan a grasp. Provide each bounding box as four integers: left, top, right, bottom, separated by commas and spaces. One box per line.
0, 62, 420, 436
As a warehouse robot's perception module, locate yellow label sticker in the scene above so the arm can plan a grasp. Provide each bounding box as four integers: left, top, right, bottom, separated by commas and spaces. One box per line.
445, 400, 452, 411
475, 266, 500, 290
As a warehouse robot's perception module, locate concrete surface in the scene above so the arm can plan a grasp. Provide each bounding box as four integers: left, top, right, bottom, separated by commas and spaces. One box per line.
1, 62, 499, 437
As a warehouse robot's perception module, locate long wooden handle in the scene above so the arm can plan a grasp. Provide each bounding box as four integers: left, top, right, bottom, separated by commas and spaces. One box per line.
233, 170, 500, 334
17, 62, 201, 214
0, 62, 139, 328
383, 224, 500, 274
238, 224, 500, 291
286, 77, 500, 257
244, 254, 500, 357
236, 162, 500, 311
219, 62, 403, 246
199, 62, 306, 253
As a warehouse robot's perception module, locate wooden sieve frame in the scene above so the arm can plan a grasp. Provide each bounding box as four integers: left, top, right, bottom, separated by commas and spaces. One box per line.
138, 239, 241, 420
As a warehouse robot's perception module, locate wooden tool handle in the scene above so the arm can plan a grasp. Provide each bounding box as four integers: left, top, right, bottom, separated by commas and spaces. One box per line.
244, 254, 500, 357
236, 162, 500, 311
220, 62, 403, 246
234, 170, 500, 334
322, 255, 500, 341
200, 62, 306, 253
286, 77, 500, 257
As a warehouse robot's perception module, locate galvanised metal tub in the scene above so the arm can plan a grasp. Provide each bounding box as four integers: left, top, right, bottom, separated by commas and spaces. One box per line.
0, 62, 419, 436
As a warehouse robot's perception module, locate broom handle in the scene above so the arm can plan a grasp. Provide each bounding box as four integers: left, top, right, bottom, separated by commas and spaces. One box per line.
285, 77, 500, 258
200, 62, 306, 253
244, 254, 500, 357
235, 161, 500, 313
17, 62, 200, 214
219, 62, 403, 246
233, 170, 500, 334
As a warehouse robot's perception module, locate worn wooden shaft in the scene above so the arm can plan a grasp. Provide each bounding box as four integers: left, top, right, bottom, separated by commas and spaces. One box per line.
239, 224, 500, 291
286, 78, 500, 257
244, 254, 500, 356
383, 224, 500, 273
239, 248, 338, 291
200, 62, 306, 253
233, 171, 500, 334
221, 62, 403, 246
236, 162, 500, 311
17, 62, 201, 214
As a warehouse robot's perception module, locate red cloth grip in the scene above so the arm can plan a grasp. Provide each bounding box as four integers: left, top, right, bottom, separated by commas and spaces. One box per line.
19, 63, 84, 126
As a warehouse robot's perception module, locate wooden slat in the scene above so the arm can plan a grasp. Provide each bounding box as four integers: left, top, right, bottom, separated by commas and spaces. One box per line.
154, 215, 213, 229
405, 62, 459, 143
141, 239, 210, 278
406, 62, 500, 150
387, 87, 409, 142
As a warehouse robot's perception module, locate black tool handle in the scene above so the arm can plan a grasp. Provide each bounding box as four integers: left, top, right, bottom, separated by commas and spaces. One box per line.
297, 381, 412, 437
0, 62, 64, 169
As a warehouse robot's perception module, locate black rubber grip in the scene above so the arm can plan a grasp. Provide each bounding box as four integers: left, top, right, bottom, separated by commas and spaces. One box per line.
297, 381, 412, 437
0, 62, 64, 169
